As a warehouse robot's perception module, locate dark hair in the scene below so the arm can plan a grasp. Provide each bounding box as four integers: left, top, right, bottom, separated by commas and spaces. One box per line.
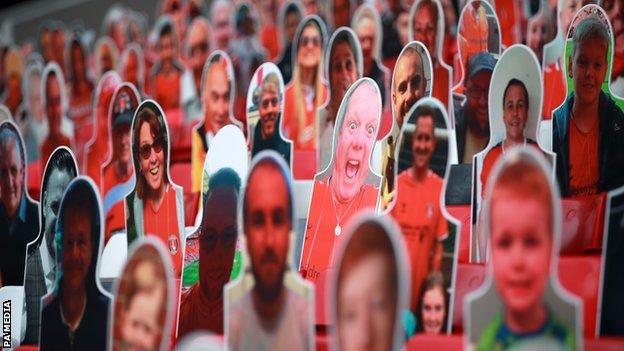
40, 147, 78, 233
208, 167, 242, 196
503, 78, 529, 109
285, 2, 301, 17
412, 104, 437, 135
415, 270, 447, 333
68, 37, 86, 84
571, 16, 610, 61
416, 0, 439, 27
159, 21, 174, 40
329, 29, 358, 89
132, 105, 169, 199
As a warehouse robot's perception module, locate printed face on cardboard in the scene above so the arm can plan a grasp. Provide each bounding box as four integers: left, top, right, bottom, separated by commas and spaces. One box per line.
391, 42, 433, 130
351, 4, 383, 74
324, 27, 363, 114
94, 36, 120, 80
331, 214, 409, 351
111, 239, 172, 351
465, 148, 581, 350
409, 0, 446, 63
454, 0, 501, 90
246, 62, 293, 168
121, 44, 145, 91
105, 83, 141, 169
41, 62, 72, 140
224, 152, 314, 351
200, 50, 240, 135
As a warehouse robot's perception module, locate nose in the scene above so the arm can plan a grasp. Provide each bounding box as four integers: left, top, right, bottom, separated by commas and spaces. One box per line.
355, 308, 373, 348
149, 148, 158, 164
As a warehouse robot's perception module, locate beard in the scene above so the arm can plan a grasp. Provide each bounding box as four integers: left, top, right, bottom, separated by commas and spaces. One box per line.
251, 249, 286, 303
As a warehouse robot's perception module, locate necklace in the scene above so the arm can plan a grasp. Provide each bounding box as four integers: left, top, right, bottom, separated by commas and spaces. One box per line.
330, 183, 357, 236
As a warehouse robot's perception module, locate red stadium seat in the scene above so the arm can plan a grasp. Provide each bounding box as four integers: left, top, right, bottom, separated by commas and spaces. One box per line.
446, 205, 471, 264
560, 194, 606, 254
170, 162, 197, 226
451, 262, 486, 333
26, 162, 42, 201
406, 334, 463, 350
558, 255, 601, 338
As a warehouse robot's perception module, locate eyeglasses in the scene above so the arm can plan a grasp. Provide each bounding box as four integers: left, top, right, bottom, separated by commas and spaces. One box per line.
261, 97, 278, 109
199, 226, 237, 252
139, 138, 164, 159
301, 35, 321, 48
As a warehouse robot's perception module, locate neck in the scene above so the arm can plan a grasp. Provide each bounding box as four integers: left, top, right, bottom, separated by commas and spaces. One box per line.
300, 66, 316, 87
412, 166, 428, 182
572, 97, 599, 130
328, 98, 341, 122
504, 136, 524, 148
61, 284, 86, 328
330, 176, 351, 204
149, 183, 166, 212
252, 285, 284, 324
114, 159, 131, 179
505, 303, 547, 335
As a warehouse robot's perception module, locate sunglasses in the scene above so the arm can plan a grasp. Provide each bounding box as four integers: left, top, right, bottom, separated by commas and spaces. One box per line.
139, 137, 164, 159
301, 36, 321, 48
261, 97, 279, 109
199, 226, 237, 252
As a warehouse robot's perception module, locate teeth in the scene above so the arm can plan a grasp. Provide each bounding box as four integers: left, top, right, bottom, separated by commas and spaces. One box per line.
150, 166, 159, 175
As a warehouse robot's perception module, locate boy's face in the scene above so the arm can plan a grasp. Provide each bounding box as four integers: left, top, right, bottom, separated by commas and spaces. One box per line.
121, 290, 161, 350
490, 194, 552, 315
569, 39, 607, 106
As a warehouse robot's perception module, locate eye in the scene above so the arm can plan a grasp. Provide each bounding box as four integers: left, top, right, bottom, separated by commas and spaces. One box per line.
495, 234, 512, 249
349, 121, 357, 131
367, 125, 375, 136
398, 81, 407, 94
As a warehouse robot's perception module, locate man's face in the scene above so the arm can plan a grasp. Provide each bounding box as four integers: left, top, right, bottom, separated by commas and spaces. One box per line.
28, 73, 43, 121
297, 25, 322, 70
412, 115, 436, 172
339, 254, 395, 351
502, 84, 527, 142
413, 6, 437, 59
422, 286, 445, 334
284, 13, 301, 43
570, 39, 607, 106
333, 85, 380, 203
356, 19, 375, 70
158, 34, 175, 66
199, 185, 238, 301
465, 70, 492, 137
188, 24, 210, 74
123, 52, 139, 88
0, 140, 23, 220
333, 0, 350, 28
203, 65, 231, 134
392, 51, 425, 127
45, 75, 63, 135
491, 194, 551, 316
62, 209, 93, 292
330, 42, 358, 106
245, 164, 291, 303
113, 123, 132, 166
397, 11, 410, 46
259, 83, 280, 139
71, 44, 86, 81
213, 5, 232, 50
44, 169, 72, 259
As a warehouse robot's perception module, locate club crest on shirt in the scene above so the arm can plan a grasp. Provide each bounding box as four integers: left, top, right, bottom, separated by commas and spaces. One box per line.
168, 235, 179, 254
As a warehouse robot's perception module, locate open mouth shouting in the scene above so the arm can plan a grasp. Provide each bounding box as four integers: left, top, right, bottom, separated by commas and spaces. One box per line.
345, 159, 360, 180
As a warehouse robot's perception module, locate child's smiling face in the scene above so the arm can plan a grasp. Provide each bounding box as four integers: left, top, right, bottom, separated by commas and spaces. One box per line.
490, 193, 552, 315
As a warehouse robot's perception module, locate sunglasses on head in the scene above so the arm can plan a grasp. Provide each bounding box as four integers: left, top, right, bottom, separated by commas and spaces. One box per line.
139, 137, 164, 159
301, 36, 320, 48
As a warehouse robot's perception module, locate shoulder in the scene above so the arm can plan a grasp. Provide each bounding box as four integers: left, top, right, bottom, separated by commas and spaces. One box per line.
476, 312, 504, 351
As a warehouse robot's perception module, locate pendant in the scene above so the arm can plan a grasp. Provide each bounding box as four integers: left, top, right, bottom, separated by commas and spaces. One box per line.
335, 225, 341, 236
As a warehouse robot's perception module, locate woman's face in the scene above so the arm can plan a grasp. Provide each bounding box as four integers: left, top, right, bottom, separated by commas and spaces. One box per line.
502, 84, 528, 142
338, 253, 396, 351
297, 24, 321, 70
422, 286, 445, 334
138, 121, 165, 194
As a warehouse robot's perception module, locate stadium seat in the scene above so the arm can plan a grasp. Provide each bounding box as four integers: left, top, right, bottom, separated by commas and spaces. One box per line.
451, 262, 486, 333
406, 334, 463, 350
446, 205, 471, 264
26, 162, 42, 201
560, 194, 606, 255
558, 255, 602, 338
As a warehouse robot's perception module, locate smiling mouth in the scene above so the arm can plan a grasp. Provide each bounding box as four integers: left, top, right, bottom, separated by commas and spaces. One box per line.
149, 166, 159, 175
345, 160, 360, 179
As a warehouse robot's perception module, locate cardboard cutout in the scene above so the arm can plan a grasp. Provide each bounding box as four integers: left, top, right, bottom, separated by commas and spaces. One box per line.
464, 147, 581, 350
39, 62, 74, 171
0, 121, 40, 348
276, 0, 305, 86
299, 78, 382, 325
471, 44, 555, 262
225, 151, 314, 351
409, 0, 454, 115
191, 50, 242, 194
121, 43, 146, 94
149, 15, 184, 112
100, 83, 141, 244
39, 177, 112, 350
330, 214, 409, 351
552, 4, 624, 198
379, 41, 433, 213
178, 124, 248, 338
246, 62, 293, 168
452, 0, 501, 93
383, 97, 461, 335
318, 27, 363, 172
125, 100, 185, 280
21, 146, 78, 345
110, 238, 174, 351
93, 36, 120, 80
282, 15, 329, 180
181, 16, 213, 124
